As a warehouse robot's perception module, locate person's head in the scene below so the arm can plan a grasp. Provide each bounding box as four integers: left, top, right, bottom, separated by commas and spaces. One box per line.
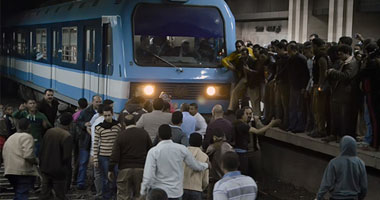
211, 104, 224, 118
103, 99, 114, 109
337, 44, 352, 61
354, 44, 361, 52
287, 43, 298, 57
103, 105, 113, 123
309, 33, 319, 41
171, 111, 183, 125
162, 101, 171, 113
153, 98, 164, 111
222, 151, 240, 173
246, 41, 253, 48
243, 106, 253, 123
302, 43, 313, 59
44, 89, 54, 103
364, 42, 378, 58
59, 112, 73, 126
252, 44, 261, 56
123, 114, 136, 127
339, 135, 357, 157
312, 38, 326, 55
327, 45, 340, 63
339, 36, 353, 46
97, 104, 105, 116
78, 98, 88, 110
144, 100, 153, 112
258, 48, 269, 62
235, 40, 245, 53
189, 103, 198, 116
181, 40, 191, 53
189, 132, 202, 147
26, 99, 37, 112
92, 95, 102, 110
236, 109, 247, 123
240, 47, 249, 59
3, 105, 13, 115
146, 188, 168, 200
180, 103, 190, 112
158, 124, 172, 140
18, 118, 31, 132
275, 42, 286, 55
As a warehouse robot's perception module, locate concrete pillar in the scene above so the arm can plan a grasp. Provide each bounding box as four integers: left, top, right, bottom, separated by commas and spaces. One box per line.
327, 0, 354, 42
294, 0, 301, 41
301, 0, 309, 42
288, 0, 295, 41
345, 0, 354, 37
328, 0, 335, 42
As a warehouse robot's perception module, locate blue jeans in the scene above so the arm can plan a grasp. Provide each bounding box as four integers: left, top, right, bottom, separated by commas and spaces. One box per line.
182, 189, 202, 200
7, 175, 36, 200
98, 156, 118, 200
34, 142, 40, 157
288, 86, 306, 131
77, 148, 90, 187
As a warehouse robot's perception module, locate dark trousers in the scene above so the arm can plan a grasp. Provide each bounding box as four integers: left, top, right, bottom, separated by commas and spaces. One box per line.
275, 83, 289, 129
183, 189, 202, 200
312, 86, 328, 135
330, 101, 358, 138
288, 86, 306, 131
7, 175, 36, 200
116, 168, 143, 200
39, 173, 68, 200
263, 81, 276, 121
305, 90, 314, 132
77, 148, 89, 187
207, 180, 216, 200
237, 152, 249, 176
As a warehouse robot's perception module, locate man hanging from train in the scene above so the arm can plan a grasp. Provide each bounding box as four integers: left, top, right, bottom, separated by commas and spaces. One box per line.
222, 40, 257, 113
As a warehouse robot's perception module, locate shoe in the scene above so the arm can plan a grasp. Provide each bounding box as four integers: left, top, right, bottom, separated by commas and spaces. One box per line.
76, 185, 86, 190
322, 135, 336, 143
292, 129, 304, 133
309, 131, 326, 138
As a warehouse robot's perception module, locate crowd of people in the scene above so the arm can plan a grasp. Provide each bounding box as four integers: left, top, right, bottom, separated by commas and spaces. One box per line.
223, 33, 380, 150
0, 32, 377, 200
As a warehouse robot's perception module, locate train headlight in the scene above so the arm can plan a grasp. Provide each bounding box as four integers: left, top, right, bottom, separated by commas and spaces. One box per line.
143, 85, 155, 96
206, 86, 216, 96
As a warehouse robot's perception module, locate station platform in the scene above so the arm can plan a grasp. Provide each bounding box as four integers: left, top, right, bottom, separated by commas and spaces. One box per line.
265, 128, 380, 170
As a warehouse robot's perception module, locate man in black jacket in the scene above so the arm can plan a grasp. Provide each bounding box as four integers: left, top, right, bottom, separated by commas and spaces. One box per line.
287, 43, 310, 132
109, 114, 152, 200
39, 113, 73, 200
326, 44, 360, 141
38, 89, 59, 126
76, 95, 102, 189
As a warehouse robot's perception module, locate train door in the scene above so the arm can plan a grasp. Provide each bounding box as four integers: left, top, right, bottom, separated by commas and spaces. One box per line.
101, 17, 113, 100
83, 25, 98, 100
51, 28, 60, 90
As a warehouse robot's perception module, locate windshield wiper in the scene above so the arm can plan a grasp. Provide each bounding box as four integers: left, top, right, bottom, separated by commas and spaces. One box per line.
149, 51, 183, 72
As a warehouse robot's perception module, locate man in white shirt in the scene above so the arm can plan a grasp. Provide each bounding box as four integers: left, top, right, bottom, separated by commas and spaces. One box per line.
189, 103, 207, 137
136, 98, 171, 141
140, 124, 208, 199
180, 103, 196, 138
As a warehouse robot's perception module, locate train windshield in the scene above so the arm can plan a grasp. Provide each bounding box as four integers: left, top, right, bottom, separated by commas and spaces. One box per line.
133, 3, 226, 68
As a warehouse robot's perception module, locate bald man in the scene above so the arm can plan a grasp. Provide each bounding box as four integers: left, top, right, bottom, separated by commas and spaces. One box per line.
202, 105, 234, 150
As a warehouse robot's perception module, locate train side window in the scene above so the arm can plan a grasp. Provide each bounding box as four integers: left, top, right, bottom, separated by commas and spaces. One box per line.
16, 32, 26, 56
30, 32, 33, 57
36, 28, 47, 60
1, 33, 4, 54
12, 32, 16, 53
85, 29, 95, 63
62, 26, 77, 64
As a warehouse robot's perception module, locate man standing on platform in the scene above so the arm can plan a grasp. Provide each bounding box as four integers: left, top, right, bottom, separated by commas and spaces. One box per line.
38, 89, 59, 126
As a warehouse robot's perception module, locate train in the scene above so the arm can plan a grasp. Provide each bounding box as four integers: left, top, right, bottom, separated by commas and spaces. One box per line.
0, 0, 236, 113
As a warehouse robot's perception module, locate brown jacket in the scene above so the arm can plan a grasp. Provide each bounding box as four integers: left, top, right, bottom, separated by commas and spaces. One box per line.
206, 141, 234, 182
183, 147, 209, 192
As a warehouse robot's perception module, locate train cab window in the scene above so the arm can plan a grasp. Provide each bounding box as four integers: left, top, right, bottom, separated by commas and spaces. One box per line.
85, 29, 95, 63
16, 32, 26, 56
36, 28, 47, 60
62, 26, 77, 64
133, 4, 226, 68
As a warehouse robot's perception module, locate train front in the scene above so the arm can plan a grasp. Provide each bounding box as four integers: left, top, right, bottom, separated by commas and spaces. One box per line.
120, 0, 236, 113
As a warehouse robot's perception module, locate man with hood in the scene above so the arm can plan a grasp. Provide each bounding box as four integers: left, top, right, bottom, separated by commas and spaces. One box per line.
316, 136, 368, 200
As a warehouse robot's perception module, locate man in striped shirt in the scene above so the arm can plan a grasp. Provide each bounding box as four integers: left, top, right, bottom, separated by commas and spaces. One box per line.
93, 105, 121, 199
213, 152, 258, 200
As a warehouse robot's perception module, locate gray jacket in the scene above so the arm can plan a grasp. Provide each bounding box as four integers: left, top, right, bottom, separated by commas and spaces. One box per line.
317, 136, 368, 200
153, 125, 189, 146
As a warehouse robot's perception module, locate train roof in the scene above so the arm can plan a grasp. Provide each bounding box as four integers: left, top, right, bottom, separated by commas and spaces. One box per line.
6, 0, 124, 27
6, 0, 231, 27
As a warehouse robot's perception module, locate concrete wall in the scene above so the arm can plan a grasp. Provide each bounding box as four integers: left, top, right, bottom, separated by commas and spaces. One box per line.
307, 0, 329, 40
252, 138, 380, 200
352, 11, 380, 42
236, 20, 288, 46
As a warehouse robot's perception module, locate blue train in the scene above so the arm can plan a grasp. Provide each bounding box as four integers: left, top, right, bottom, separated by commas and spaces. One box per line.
0, 0, 236, 113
